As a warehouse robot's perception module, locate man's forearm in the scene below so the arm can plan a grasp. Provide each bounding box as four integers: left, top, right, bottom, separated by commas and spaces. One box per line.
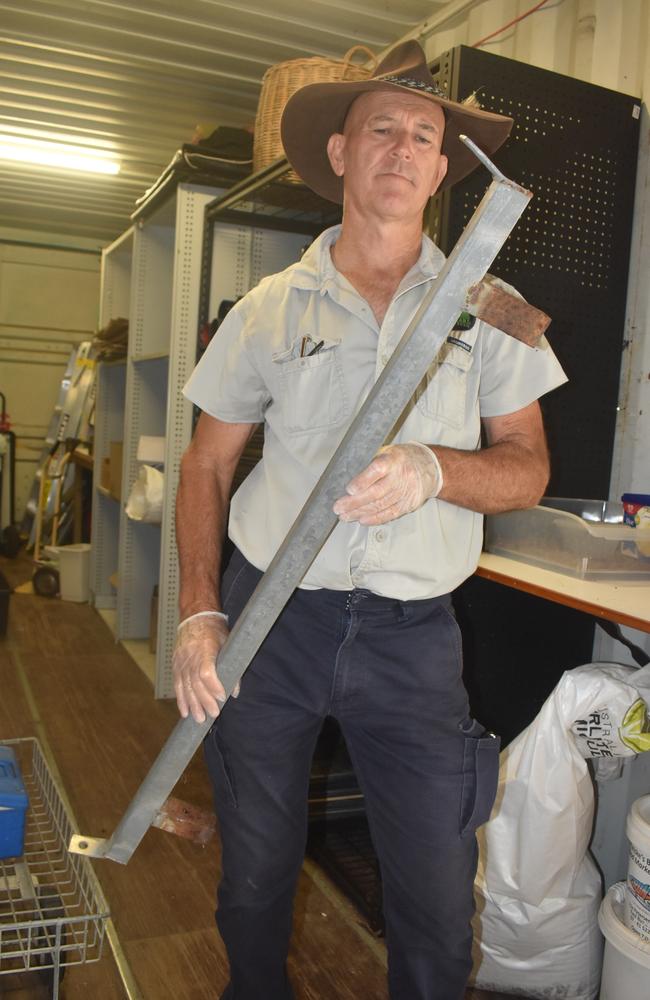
176, 453, 229, 620
433, 402, 550, 514
434, 437, 549, 514
332, 403, 550, 527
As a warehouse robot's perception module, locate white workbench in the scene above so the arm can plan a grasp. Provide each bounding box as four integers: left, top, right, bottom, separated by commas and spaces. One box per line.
477, 552, 650, 634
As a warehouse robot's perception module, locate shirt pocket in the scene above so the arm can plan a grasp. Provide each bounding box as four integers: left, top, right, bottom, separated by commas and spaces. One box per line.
272, 336, 347, 436
415, 342, 473, 429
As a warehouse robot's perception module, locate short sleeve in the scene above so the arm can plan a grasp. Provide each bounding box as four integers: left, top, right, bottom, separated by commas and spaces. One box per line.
183, 301, 270, 422
478, 324, 568, 418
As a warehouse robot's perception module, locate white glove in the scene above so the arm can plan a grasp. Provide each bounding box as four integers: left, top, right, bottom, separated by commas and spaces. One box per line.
172, 611, 237, 723
333, 442, 443, 526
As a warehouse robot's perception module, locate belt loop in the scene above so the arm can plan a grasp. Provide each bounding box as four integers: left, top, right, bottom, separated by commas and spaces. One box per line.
397, 601, 410, 623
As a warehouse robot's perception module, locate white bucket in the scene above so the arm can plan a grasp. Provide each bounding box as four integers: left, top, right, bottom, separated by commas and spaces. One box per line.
624, 794, 650, 942
58, 543, 91, 602
598, 881, 650, 998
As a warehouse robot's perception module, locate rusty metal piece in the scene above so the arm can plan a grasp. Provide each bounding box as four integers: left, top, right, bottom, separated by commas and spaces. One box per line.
152, 797, 217, 845
467, 274, 551, 347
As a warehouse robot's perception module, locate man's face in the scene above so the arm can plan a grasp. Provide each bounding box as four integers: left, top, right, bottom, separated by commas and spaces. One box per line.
327, 89, 448, 223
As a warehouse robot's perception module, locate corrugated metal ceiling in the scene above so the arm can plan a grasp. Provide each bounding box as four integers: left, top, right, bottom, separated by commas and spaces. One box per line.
1, 0, 449, 243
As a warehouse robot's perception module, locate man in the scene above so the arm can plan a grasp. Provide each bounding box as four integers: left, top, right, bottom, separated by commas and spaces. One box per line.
173, 40, 567, 1000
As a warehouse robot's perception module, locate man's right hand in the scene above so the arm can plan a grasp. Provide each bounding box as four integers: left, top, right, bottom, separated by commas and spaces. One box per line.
172, 613, 233, 723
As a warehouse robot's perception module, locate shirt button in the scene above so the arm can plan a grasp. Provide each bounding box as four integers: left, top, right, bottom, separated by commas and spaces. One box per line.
380, 354, 389, 366
375, 530, 385, 542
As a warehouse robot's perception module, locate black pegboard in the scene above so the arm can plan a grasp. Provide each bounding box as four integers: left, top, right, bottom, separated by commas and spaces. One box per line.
430, 45, 641, 499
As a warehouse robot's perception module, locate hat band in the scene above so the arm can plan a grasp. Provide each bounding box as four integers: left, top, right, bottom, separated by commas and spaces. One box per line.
377, 74, 447, 99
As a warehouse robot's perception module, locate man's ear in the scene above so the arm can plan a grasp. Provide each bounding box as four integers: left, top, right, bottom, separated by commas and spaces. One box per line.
327, 133, 345, 178
431, 154, 448, 196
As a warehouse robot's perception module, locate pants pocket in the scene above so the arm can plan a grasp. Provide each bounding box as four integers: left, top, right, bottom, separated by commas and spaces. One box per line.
221, 549, 263, 627
459, 721, 500, 836
204, 726, 238, 809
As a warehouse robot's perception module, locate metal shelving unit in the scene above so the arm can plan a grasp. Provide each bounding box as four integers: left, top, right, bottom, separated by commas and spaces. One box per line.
155, 182, 316, 698
90, 227, 132, 611
90, 361, 126, 611
0, 739, 109, 999
117, 201, 176, 643
93, 166, 339, 697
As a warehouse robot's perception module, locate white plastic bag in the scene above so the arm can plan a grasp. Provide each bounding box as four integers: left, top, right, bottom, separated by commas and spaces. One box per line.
125, 464, 164, 523
471, 662, 650, 999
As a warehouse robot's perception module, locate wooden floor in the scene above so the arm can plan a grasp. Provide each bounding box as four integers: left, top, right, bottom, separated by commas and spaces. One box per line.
0, 552, 525, 1000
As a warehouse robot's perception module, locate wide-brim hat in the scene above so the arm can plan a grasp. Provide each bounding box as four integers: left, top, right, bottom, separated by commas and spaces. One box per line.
280, 40, 514, 204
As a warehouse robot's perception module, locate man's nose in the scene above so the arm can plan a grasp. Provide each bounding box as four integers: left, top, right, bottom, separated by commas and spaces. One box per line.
390, 131, 414, 159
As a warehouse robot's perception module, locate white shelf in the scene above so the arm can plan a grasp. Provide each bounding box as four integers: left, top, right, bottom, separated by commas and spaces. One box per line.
132, 352, 170, 362
99, 227, 133, 326
96, 485, 119, 501
477, 552, 650, 633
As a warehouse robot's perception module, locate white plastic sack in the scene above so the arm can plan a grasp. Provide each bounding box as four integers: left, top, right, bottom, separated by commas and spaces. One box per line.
125, 464, 164, 523
471, 661, 650, 1000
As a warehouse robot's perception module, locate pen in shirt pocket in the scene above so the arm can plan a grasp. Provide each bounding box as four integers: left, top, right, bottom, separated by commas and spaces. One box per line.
300, 336, 324, 358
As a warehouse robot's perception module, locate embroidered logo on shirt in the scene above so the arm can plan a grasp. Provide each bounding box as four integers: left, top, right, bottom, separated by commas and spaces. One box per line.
452, 311, 476, 332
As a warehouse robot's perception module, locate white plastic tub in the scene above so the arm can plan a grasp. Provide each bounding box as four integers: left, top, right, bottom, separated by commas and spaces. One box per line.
57, 543, 91, 602
625, 794, 650, 941
598, 881, 650, 998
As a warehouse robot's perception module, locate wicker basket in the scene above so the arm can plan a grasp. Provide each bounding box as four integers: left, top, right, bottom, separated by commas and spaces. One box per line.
253, 45, 377, 184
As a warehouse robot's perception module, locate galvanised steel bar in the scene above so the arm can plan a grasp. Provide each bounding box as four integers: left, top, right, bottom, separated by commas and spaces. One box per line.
70, 140, 532, 864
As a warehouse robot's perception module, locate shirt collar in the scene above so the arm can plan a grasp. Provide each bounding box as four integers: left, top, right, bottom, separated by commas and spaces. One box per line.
286, 224, 446, 295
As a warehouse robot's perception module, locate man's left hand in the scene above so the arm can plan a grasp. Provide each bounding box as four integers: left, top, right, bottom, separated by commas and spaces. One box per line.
333, 442, 443, 526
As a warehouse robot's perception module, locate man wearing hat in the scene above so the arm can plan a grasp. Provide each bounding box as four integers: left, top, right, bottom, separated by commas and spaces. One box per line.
174, 40, 566, 1000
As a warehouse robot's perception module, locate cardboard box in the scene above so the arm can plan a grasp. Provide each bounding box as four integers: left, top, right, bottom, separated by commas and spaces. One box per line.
109, 441, 123, 500
0, 746, 29, 859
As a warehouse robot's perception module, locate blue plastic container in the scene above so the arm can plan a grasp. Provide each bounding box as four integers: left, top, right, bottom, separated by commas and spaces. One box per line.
0, 746, 29, 859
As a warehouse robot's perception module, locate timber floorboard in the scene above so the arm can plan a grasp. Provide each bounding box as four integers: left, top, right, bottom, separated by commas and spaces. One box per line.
0, 553, 525, 1000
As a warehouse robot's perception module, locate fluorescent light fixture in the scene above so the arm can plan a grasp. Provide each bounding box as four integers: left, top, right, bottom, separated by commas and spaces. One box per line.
0, 134, 120, 175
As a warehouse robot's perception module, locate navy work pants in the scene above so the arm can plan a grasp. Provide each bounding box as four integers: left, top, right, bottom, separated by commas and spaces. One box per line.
206, 549, 499, 1000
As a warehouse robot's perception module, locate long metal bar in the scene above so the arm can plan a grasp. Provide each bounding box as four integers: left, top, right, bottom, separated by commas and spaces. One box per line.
70, 142, 532, 865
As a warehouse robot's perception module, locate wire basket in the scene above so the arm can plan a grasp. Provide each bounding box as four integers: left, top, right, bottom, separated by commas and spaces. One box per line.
253, 45, 377, 183
0, 738, 110, 998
